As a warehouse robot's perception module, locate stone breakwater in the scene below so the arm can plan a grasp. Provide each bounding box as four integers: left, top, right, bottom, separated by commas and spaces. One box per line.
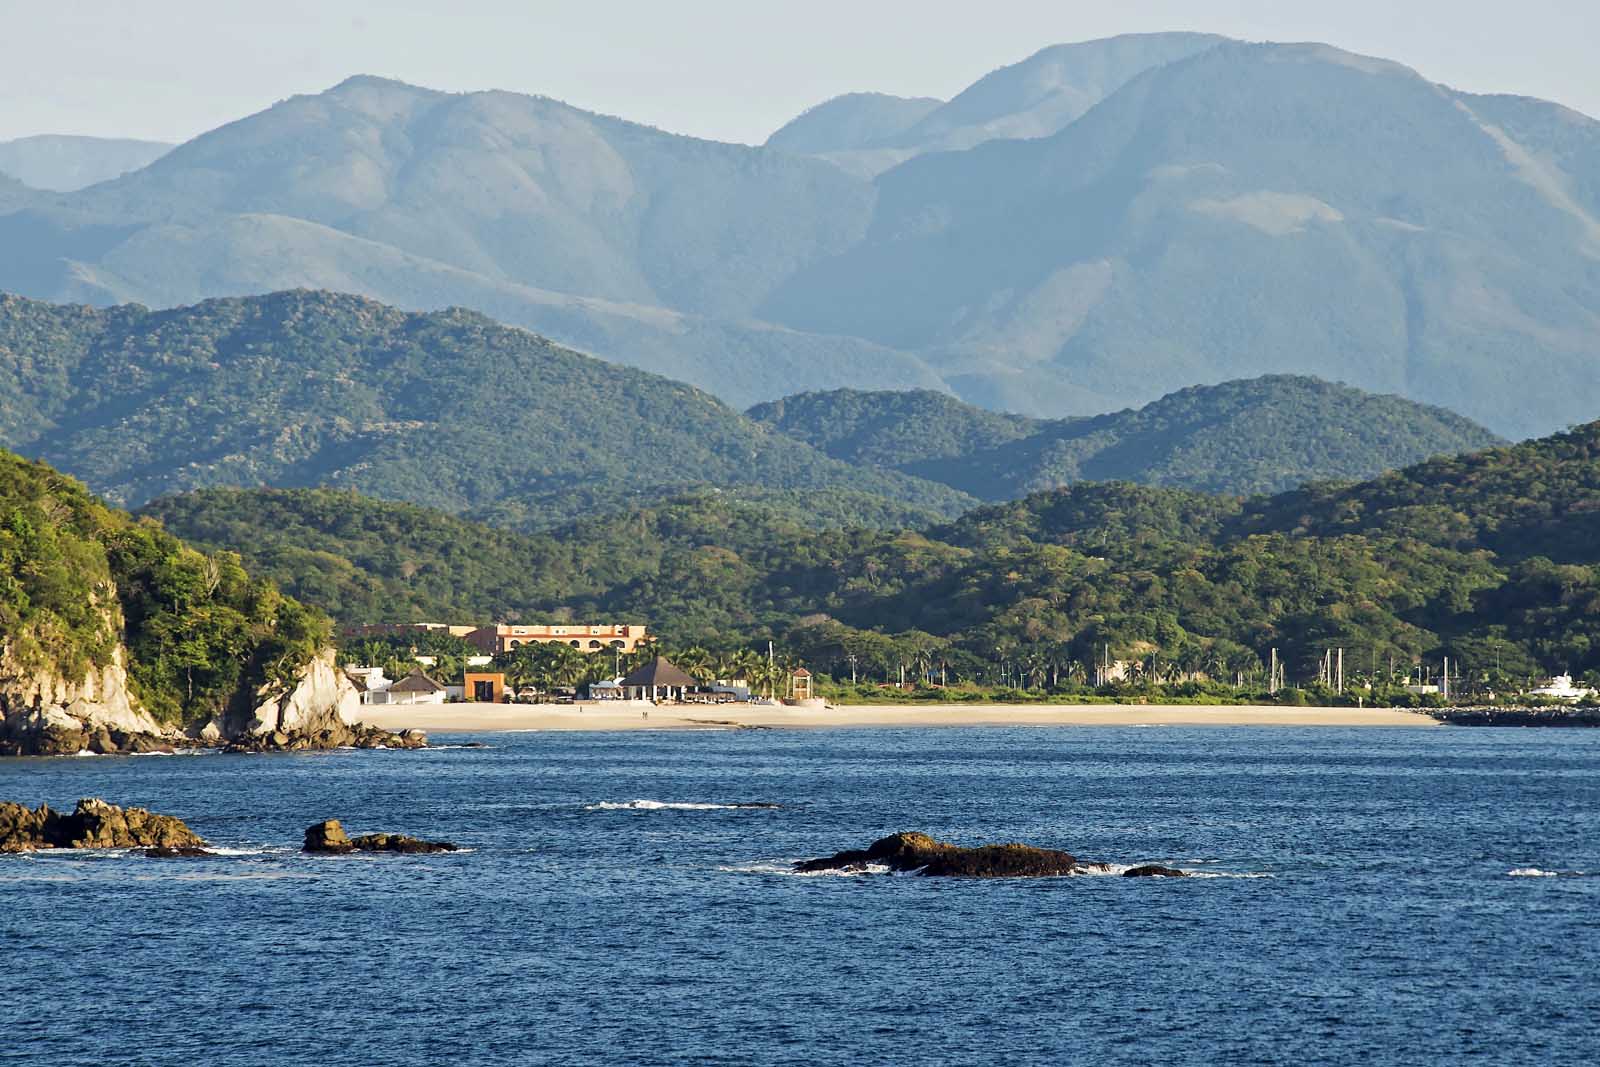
795, 831, 1188, 878
1429, 706, 1600, 727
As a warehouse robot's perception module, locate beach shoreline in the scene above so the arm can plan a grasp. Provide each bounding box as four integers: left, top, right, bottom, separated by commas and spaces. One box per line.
360, 702, 1438, 733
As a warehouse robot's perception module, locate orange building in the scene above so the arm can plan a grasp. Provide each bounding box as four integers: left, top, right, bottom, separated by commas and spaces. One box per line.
462, 672, 507, 703
465, 623, 651, 656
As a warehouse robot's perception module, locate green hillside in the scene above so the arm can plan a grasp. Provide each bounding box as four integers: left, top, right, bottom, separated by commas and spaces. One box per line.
746, 388, 1039, 468
0, 290, 973, 523
149, 422, 1600, 689
753, 377, 1505, 498
0, 449, 327, 727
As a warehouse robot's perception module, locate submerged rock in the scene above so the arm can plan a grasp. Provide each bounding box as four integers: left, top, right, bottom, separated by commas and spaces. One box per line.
144, 846, 214, 858
303, 818, 458, 854
1122, 865, 1188, 878
0, 798, 206, 852
796, 831, 1094, 878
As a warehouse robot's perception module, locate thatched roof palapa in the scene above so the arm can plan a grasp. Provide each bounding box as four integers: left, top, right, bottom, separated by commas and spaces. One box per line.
619, 657, 699, 689
388, 669, 446, 694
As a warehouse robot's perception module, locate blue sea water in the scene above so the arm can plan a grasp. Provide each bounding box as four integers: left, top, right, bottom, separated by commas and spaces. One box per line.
2, 725, 1598, 1066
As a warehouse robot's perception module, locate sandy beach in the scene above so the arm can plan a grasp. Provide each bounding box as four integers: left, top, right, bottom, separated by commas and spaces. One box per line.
361, 701, 1437, 732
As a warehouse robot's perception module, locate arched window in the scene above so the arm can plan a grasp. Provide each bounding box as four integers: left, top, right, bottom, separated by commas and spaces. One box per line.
570, 640, 580, 647
509, 640, 521, 649
589, 640, 602, 649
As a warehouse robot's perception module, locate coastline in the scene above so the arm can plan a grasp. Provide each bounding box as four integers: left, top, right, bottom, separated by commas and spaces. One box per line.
360, 702, 1439, 732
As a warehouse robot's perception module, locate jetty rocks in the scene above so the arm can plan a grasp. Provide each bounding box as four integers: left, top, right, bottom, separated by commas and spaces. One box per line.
303, 819, 459, 854
0, 798, 206, 852
797, 831, 1108, 878
224, 725, 428, 753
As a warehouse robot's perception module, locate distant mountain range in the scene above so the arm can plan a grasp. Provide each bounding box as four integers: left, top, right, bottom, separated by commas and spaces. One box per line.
0, 135, 172, 191
749, 376, 1505, 497
1, 34, 1595, 437
766, 33, 1227, 176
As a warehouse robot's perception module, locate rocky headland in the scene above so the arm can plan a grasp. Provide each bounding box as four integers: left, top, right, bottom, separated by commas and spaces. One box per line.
1, 649, 426, 756
0, 798, 207, 852
303, 818, 459, 854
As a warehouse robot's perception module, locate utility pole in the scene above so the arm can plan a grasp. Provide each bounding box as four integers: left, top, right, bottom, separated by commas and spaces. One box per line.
1269, 648, 1279, 695
1337, 648, 1344, 694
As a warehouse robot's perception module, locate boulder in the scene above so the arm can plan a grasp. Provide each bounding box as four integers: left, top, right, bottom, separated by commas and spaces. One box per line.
303, 818, 457, 854
303, 819, 355, 853
0, 798, 206, 851
797, 831, 1090, 878
1122, 865, 1188, 878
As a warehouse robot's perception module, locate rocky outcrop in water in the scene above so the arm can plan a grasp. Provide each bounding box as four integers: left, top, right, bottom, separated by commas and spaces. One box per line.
217, 652, 427, 753
1122, 864, 1187, 878
303, 818, 459, 854
796, 831, 1105, 877
0, 798, 206, 852
223, 724, 428, 753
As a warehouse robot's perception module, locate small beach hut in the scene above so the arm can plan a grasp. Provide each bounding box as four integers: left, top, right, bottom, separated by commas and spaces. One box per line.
386, 668, 448, 705
619, 657, 699, 703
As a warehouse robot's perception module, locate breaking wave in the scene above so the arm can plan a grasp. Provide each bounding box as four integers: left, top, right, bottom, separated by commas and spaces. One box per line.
1507, 868, 1560, 877
585, 800, 782, 811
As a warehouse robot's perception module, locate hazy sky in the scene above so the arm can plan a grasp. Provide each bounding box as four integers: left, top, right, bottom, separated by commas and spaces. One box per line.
4, 0, 1599, 145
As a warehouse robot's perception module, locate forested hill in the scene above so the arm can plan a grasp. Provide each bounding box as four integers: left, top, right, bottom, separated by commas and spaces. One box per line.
746, 389, 1038, 468
0, 290, 973, 524
148, 420, 1600, 686
0, 448, 328, 728
1243, 421, 1600, 564
752, 376, 1505, 498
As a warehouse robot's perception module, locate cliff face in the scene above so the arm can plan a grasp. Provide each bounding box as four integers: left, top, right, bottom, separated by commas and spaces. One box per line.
0, 646, 398, 756
226, 650, 361, 739
0, 646, 177, 756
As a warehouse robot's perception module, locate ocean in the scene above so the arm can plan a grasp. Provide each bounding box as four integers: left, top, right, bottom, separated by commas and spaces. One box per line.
3, 726, 1597, 1065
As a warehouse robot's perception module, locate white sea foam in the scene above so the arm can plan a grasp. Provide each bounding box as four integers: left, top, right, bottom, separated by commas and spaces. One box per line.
585, 800, 780, 811
1184, 871, 1275, 879
1507, 868, 1559, 877
718, 860, 895, 877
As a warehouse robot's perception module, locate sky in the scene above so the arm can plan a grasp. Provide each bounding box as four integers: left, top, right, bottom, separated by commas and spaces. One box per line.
3, 0, 1599, 146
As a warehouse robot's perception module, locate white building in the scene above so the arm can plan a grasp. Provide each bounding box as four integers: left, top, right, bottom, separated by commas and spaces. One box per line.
345, 666, 393, 706
1526, 674, 1597, 702
386, 669, 448, 705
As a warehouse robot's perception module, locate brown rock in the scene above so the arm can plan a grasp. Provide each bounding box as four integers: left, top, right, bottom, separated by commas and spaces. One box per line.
304, 819, 457, 854
0, 798, 205, 850
349, 832, 458, 854
1122, 865, 1187, 878
303, 819, 355, 853
797, 831, 1085, 878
